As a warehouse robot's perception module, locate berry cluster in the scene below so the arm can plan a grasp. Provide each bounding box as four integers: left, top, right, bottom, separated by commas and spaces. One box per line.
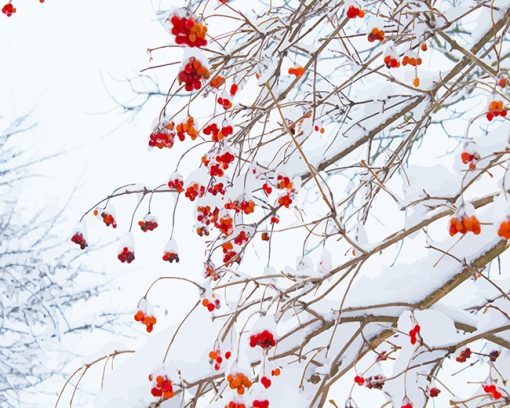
168, 173, 184, 193
2, 2, 15, 16
162, 251, 179, 263
498, 218, 510, 239
178, 57, 211, 91
253, 400, 269, 408
449, 214, 481, 236
217, 94, 233, 110
203, 121, 234, 142
195, 205, 220, 236
185, 182, 206, 201
487, 100, 507, 121
227, 372, 252, 395
288, 66, 305, 78
176, 116, 199, 141
346, 5, 364, 18
260, 375, 272, 389
138, 214, 158, 232
210, 75, 225, 88
461, 150, 480, 170
204, 262, 220, 280
401, 402, 413, 408
384, 54, 400, 68
94, 208, 117, 228
71, 232, 88, 250
118, 246, 135, 263
226, 402, 246, 408
276, 175, 295, 208
402, 55, 422, 67
149, 374, 174, 400
134, 310, 157, 333
429, 387, 441, 397
202, 296, 221, 312
249, 330, 277, 349
409, 324, 420, 345
208, 349, 231, 370
483, 384, 502, 399
221, 241, 240, 264
368, 27, 385, 42
225, 199, 256, 215
456, 347, 472, 363
170, 14, 207, 47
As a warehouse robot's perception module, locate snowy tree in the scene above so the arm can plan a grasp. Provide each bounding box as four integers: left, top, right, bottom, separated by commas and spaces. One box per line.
0, 115, 117, 407
60, 1, 510, 407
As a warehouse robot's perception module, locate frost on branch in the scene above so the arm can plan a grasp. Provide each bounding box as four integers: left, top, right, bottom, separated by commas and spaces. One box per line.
65, 0, 510, 407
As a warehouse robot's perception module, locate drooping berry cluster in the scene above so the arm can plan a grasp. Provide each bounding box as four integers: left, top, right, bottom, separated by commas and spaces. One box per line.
449, 214, 481, 236
167, 172, 184, 193
169, 14, 207, 47
134, 310, 157, 333
204, 121, 234, 142
455, 347, 472, 363
138, 214, 158, 232
118, 246, 135, 263
288, 66, 305, 78
227, 372, 252, 395
487, 100, 507, 121
94, 208, 117, 228
71, 232, 88, 249
408, 324, 420, 345
178, 57, 211, 91
208, 349, 231, 370
346, 5, 364, 18
149, 374, 174, 400
249, 330, 277, 349
368, 27, 385, 42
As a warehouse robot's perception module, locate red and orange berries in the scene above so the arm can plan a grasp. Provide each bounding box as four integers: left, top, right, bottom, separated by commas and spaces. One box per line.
185, 182, 206, 201
71, 231, 88, 249
168, 173, 184, 193
208, 349, 231, 371
178, 57, 211, 91
94, 208, 117, 228
169, 13, 207, 47
346, 4, 364, 18
2, 2, 15, 16
368, 27, 385, 42
202, 296, 220, 312
204, 121, 234, 142
227, 372, 252, 395
384, 54, 400, 69
162, 239, 180, 263
448, 214, 481, 236
138, 214, 158, 232
249, 330, 277, 349
402, 55, 422, 67
487, 100, 507, 121
498, 218, 510, 239
149, 374, 174, 400
288, 66, 305, 78
134, 310, 157, 333
461, 150, 480, 170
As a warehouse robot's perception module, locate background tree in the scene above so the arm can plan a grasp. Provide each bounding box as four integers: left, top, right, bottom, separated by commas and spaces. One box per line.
0, 115, 119, 407
60, 1, 510, 407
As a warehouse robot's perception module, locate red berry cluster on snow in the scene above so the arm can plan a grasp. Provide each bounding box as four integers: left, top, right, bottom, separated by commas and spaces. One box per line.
483, 384, 502, 399
71, 232, 88, 249
168, 173, 184, 193
346, 5, 364, 18
455, 347, 472, 363
149, 374, 174, 400
449, 214, 481, 236
249, 330, 277, 349
169, 13, 207, 47
204, 121, 234, 142
487, 100, 507, 121
138, 214, 158, 232
178, 57, 211, 91
202, 295, 221, 312
94, 208, 117, 228
134, 310, 157, 332
118, 246, 135, 263
208, 349, 231, 371
409, 324, 420, 345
